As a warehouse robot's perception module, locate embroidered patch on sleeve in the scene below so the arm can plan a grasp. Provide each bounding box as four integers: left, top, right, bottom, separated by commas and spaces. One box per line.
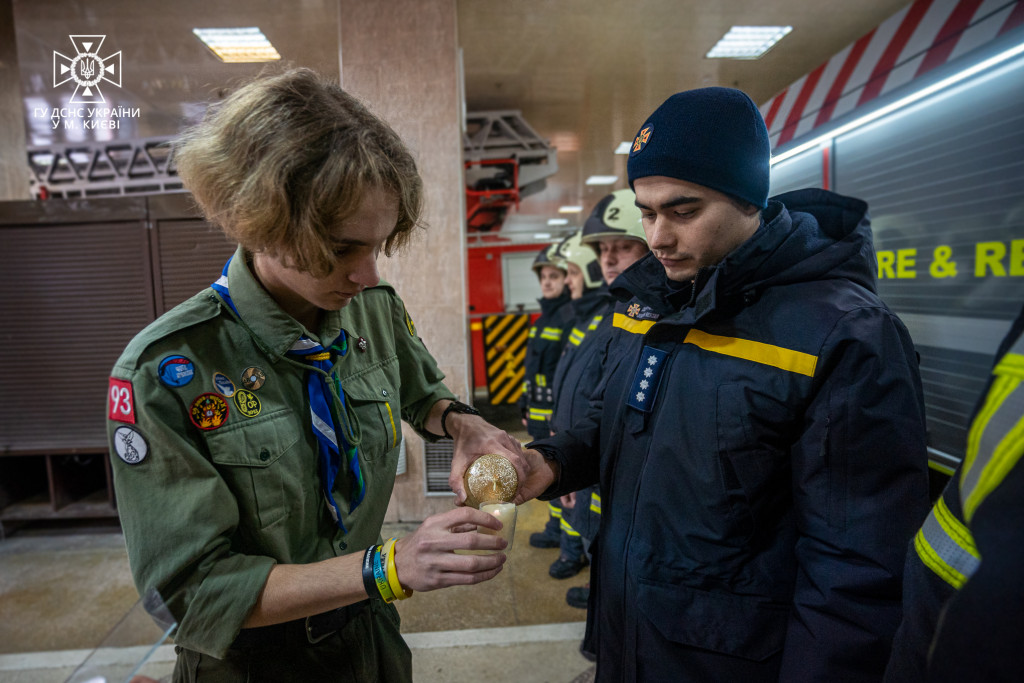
113, 426, 148, 464
108, 377, 136, 424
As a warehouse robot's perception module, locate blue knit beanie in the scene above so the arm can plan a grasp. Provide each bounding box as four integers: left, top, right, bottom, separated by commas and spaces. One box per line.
627, 87, 770, 209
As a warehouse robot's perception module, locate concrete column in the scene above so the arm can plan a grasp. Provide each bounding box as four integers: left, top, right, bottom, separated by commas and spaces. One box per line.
339, 0, 468, 521
0, 0, 30, 200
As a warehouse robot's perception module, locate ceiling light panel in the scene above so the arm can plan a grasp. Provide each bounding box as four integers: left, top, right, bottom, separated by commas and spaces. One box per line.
193, 27, 282, 63
585, 175, 618, 185
706, 26, 792, 60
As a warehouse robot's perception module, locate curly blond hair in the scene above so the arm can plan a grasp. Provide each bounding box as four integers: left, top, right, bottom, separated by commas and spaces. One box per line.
175, 68, 423, 277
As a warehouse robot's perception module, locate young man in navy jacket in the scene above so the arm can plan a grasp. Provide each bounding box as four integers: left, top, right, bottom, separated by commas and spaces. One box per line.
507, 87, 931, 682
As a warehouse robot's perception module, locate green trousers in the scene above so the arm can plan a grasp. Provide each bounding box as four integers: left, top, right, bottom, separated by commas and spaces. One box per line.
172, 600, 411, 682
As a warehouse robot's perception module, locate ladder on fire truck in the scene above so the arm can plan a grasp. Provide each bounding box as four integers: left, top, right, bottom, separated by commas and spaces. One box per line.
463, 110, 558, 232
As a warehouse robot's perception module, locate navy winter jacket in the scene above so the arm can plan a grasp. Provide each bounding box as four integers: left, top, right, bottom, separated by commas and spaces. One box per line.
551, 284, 616, 541
519, 287, 573, 439
533, 189, 931, 682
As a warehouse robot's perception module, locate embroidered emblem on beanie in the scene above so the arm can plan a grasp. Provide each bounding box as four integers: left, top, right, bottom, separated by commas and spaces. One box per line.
631, 124, 653, 156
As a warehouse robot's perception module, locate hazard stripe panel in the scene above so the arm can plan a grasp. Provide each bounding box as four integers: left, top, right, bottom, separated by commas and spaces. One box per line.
483, 314, 530, 404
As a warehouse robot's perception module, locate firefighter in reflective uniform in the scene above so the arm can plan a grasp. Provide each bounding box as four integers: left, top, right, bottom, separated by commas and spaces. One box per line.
551, 191, 649, 617
885, 303, 1024, 683
544, 230, 605, 580
521, 244, 574, 548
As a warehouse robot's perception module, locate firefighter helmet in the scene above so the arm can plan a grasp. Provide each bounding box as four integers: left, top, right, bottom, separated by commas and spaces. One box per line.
557, 230, 604, 289
532, 243, 567, 274
580, 189, 646, 245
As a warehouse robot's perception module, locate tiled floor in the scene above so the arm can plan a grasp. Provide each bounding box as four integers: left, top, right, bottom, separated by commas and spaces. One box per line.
0, 498, 595, 682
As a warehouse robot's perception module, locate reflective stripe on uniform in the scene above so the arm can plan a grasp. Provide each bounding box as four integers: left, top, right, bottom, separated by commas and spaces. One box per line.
569, 328, 586, 346
540, 327, 563, 341
683, 329, 818, 377
535, 374, 547, 388
588, 315, 604, 331
613, 312, 655, 335
961, 344, 1024, 523
914, 496, 980, 589
548, 502, 563, 519
529, 327, 537, 339
590, 492, 601, 514
560, 517, 581, 536
528, 407, 553, 422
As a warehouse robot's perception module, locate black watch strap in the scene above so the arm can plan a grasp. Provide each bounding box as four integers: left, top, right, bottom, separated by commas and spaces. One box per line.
440, 400, 480, 439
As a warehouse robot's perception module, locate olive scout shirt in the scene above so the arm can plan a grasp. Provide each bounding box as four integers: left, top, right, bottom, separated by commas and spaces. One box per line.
107, 247, 455, 658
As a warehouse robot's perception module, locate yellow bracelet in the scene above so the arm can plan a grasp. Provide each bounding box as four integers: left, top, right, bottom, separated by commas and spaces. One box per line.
384, 537, 413, 600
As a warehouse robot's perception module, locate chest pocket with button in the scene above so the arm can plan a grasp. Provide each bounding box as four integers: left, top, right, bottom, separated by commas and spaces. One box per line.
336, 364, 401, 462
205, 407, 306, 530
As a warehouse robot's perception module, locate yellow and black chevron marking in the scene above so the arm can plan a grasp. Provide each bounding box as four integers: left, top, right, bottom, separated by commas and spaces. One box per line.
483, 314, 531, 405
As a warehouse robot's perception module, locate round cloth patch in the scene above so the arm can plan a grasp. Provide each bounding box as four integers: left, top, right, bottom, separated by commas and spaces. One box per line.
113, 426, 148, 464
234, 389, 262, 418
630, 123, 653, 156
213, 371, 236, 397
190, 393, 229, 430
158, 355, 195, 387
241, 366, 266, 391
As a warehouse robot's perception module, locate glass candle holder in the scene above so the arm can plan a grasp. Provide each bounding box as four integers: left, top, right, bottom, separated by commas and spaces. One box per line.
479, 501, 517, 553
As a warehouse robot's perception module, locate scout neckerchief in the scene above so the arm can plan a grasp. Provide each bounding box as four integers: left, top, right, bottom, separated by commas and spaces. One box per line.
212, 256, 366, 532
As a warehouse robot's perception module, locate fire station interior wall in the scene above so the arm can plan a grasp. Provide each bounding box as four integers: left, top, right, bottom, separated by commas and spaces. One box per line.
771, 52, 1024, 466
0, 0, 29, 201
336, 0, 468, 522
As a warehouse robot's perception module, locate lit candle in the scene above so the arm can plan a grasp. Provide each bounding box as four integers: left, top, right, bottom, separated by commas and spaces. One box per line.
479, 502, 517, 553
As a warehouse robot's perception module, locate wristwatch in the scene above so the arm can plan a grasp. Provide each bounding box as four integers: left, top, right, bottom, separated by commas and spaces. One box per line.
441, 400, 480, 439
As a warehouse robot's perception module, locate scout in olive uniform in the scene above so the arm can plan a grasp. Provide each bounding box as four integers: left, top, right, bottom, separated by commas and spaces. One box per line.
107, 69, 521, 683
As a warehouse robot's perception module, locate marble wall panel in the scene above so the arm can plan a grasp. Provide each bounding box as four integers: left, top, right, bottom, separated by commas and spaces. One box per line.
340, 0, 468, 522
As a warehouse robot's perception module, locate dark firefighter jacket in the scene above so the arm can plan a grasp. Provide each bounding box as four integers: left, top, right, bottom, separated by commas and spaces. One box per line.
884, 302, 1024, 683
551, 284, 616, 542
531, 189, 931, 682
519, 287, 573, 439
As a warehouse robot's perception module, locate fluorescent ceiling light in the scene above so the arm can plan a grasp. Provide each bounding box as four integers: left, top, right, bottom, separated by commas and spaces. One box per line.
559, 205, 583, 213
534, 232, 552, 239
585, 175, 618, 185
615, 141, 633, 155
193, 27, 282, 63
547, 218, 569, 226
771, 40, 1024, 165
706, 26, 792, 60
